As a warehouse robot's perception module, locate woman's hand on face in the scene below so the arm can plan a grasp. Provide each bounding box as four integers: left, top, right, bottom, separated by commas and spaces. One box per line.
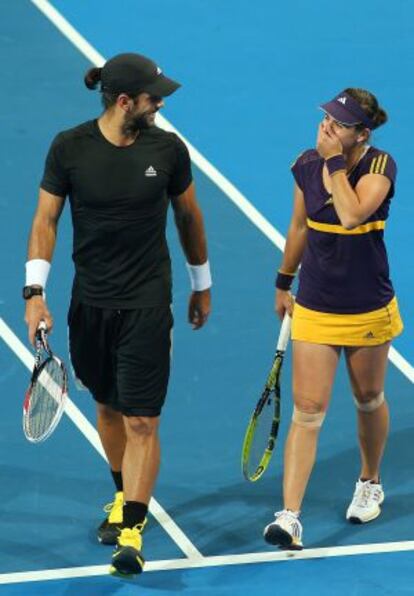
316, 122, 343, 160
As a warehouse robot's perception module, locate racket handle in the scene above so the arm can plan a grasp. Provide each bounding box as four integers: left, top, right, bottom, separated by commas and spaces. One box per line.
277, 312, 291, 352
37, 320, 47, 332
36, 320, 48, 348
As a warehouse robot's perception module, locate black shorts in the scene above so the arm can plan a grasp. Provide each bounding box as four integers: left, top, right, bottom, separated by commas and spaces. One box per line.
68, 301, 173, 417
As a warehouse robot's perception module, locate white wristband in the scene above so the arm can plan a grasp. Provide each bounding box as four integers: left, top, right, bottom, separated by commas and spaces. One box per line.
25, 259, 51, 288
186, 260, 212, 291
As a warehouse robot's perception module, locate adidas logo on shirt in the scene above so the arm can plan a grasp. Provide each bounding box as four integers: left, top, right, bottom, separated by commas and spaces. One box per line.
145, 166, 157, 177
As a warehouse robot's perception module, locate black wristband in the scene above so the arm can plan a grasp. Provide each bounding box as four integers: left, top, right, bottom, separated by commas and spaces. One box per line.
275, 271, 295, 291
326, 154, 346, 176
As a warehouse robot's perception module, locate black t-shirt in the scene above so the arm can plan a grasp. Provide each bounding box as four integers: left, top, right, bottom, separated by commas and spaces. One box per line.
41, 120, 192, 308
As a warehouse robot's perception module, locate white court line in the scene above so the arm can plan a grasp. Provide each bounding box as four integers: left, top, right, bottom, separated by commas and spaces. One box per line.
0, 318, 202, 560
30, 0, 414, 386
389, 346, 414, 383
1, 540, 414, 585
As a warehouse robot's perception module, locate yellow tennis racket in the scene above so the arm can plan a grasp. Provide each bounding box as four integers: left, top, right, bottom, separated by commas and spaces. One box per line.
241, 313, 291, 481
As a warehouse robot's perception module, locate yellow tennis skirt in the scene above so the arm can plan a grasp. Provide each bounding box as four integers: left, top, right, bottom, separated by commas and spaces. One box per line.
291, 296, 403, 346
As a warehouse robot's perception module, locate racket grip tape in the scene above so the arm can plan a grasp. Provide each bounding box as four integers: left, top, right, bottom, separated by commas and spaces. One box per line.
276, 312, 292, 352
36, 320, 48, 349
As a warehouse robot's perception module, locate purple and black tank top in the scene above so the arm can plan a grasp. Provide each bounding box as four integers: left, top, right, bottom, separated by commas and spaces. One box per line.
291, 146, 397, 314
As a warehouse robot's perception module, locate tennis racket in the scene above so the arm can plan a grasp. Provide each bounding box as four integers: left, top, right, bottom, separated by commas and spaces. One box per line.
241, 312, 292, 481
23, 321, 68, 443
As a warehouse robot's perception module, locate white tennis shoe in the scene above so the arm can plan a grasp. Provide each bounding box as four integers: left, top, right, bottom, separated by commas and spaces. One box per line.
264, 509, 303, 549
346, 479, 384, 523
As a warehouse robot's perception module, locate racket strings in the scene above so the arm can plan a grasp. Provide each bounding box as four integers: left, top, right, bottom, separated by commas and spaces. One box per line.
26, 359, 65, 441
246, 392, 276, 477
247, 356, 282, 474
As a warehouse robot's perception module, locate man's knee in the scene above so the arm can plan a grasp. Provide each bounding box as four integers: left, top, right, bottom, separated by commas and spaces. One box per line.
124, 415, 159, 437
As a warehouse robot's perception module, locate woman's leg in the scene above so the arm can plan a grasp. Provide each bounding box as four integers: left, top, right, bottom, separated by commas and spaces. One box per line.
344, 342, 390, 482
264, 341, 340, 548
283, 341, 341, 511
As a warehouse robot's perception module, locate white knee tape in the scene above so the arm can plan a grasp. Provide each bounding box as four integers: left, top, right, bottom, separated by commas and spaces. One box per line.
353, 391, 385, 413
292, 406, 326, 428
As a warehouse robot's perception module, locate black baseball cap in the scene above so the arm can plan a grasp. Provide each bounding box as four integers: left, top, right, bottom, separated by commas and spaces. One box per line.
100, 52, 180, 97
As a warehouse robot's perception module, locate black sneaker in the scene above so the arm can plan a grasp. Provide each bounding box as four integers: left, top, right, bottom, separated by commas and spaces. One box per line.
97, 491, 123, 545
110, 524, 145, 577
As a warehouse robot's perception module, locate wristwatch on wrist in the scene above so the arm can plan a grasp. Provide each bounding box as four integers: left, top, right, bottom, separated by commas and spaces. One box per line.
22, 286, 44, 300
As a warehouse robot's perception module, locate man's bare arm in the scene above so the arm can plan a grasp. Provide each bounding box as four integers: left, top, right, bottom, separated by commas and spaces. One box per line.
24, 189, 65, 344
27, 189, 65, 260
171, 182, 208, 264
171, 182, 211, 329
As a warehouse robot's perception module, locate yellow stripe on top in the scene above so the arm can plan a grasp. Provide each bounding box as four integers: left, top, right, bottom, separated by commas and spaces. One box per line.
369, 154, 388, 175
375, 154, 384, 174
307, 218, 386, 235
369, 157, 378, 174
380, 154, 388, 174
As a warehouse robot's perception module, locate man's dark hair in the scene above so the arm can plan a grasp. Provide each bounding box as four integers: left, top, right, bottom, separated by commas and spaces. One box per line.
84, 67, 140, 109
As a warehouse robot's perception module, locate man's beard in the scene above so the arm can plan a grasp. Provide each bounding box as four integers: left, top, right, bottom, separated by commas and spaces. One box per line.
122, 111, 154, 137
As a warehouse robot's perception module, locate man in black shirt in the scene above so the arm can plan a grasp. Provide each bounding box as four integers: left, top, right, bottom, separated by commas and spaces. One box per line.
23, 53, 211, 577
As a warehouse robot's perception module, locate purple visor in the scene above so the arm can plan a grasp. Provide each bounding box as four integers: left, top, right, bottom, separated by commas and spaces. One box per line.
320, 91, 375, 129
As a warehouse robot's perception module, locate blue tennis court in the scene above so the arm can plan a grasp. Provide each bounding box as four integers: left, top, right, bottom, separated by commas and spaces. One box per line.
1, 1, 413, 593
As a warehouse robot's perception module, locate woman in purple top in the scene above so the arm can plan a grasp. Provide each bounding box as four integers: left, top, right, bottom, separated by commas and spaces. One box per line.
264, 88, 403, 549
